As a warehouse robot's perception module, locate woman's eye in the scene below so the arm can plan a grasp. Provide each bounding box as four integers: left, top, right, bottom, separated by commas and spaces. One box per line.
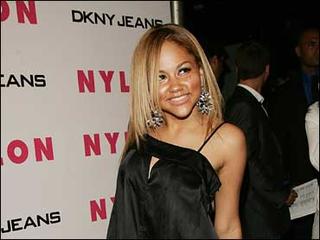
158, 74, 167, 81
179, 67, 191, 75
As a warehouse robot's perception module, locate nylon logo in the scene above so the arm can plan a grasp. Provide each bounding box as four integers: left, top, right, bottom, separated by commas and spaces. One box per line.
1, 1, 38, 24
77, 70, 130, 93
1, 137, 54, 166
90, 197, 115, 222
83, 132, 128, 156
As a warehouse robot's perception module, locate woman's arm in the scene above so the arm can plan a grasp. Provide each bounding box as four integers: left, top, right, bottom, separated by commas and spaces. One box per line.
214, 123, 246, 239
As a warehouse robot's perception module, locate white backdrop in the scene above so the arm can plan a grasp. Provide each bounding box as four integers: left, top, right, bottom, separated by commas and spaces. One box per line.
1, 1, 171, 238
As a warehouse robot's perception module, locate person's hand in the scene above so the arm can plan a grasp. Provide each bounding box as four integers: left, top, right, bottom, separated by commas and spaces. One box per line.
285, 189, 298, 206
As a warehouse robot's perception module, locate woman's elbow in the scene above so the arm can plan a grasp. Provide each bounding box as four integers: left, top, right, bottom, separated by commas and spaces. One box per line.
215, 220, 242, 239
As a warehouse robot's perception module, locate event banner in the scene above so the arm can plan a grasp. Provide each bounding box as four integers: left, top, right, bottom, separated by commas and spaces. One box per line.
1, 1, 171, 238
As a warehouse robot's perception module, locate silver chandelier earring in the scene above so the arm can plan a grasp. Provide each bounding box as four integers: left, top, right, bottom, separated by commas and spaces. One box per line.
146, 110, 164, 128
197, 87, 213, 115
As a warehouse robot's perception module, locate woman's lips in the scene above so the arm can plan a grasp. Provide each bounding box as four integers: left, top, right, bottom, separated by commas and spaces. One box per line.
167, 94, 190, 105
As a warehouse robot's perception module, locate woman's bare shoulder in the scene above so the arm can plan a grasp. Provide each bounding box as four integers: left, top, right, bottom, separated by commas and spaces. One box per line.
216, 122, 245, 145
214, 122, 246, 170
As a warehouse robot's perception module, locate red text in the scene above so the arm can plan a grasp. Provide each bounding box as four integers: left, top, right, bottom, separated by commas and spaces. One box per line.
90, 197, 115, 222
1, 137, 54, 166
77, 70, 130, 93
83, 132, 127, 156
1, 1, 37, 24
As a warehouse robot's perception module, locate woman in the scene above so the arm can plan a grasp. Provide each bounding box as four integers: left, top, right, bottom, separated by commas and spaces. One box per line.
107, 24, 246, 239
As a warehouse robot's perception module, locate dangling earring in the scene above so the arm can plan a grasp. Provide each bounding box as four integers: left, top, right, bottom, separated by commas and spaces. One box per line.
146, 110, 164, 128
197, 87, 213, 115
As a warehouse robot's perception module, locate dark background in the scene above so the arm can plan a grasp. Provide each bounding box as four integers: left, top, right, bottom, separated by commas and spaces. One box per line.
182, 0, 319, 79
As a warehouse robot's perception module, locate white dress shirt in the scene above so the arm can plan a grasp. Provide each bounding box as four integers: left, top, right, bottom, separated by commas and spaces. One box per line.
238, 83, 268, 116
306, 101, 319, 173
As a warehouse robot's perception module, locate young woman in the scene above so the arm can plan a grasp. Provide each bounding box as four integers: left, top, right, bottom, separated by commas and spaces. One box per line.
107, 24, 246, 239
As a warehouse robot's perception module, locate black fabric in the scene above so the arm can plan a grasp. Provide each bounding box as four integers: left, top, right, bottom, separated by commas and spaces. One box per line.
107, 134, 221, 239
268, 69, 318, 186
268, 69, 318, 239
225, 86, 291, 238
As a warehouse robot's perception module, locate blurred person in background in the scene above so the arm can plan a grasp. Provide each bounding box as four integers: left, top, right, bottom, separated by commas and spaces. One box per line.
225, 41, 297, 239
268, 26, 319, 239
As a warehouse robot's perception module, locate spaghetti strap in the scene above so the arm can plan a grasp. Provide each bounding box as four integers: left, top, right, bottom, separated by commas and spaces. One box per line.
197, 122, 225, 152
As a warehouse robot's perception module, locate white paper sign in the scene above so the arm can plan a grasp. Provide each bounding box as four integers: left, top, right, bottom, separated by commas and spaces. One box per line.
289, 179, 318, 220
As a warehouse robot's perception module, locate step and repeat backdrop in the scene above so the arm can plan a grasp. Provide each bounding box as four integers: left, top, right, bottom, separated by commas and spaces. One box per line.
1, 1, 171, 238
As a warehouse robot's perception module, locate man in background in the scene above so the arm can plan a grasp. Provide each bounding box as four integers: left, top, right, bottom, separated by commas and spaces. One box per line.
268, 26, 319, 239
225, 41, 297, 239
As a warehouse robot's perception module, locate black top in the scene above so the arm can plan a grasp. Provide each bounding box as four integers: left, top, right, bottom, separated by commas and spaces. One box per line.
107, 124, 224, 239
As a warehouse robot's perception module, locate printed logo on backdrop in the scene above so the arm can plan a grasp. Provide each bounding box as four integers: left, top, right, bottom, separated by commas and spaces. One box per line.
83, 131, 128, 157
77, 70, 129, 93
72, 10, 163, 29
1, 211, 61, 234
89, 197, 115, 222
1, 74, 46, 88
1, 1, 37, 24
1, 137, 54, 166
85, 131, 128, 222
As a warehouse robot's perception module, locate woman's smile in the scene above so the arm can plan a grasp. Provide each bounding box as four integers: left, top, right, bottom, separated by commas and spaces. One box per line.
167, 93, 190, 105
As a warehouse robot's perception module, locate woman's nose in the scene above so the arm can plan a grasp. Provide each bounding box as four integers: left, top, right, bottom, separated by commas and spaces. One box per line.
168, 76, 183, 93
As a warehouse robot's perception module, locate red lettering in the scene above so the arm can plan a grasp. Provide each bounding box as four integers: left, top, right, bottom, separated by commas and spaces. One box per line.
77, 70, 95, 93
0, 0, 10, 22
83, 134, 101, 156
34, 137, 54, 161
99, 70, 114, 92
2, 136, 55, 166
16, 1, 37, 24
104, 132, 119, 154
78, 69, 130, 93
7, 140, 28, 164
90, 198, 107, 222
83, 132, 127, 156
119, 71, 130, 92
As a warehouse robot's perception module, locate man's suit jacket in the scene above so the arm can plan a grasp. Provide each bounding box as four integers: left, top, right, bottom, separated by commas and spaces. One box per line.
225, 86, 291, 238
268, 70, 318, 187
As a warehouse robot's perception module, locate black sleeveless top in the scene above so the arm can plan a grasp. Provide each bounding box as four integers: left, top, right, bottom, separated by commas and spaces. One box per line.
107, 123, 224, 239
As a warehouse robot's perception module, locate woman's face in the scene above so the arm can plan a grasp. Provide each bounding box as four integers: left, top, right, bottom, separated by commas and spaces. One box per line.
157, 41, 202, 120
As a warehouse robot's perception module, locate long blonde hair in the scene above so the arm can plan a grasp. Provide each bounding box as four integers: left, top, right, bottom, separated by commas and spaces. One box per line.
122, 24, 223, 159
